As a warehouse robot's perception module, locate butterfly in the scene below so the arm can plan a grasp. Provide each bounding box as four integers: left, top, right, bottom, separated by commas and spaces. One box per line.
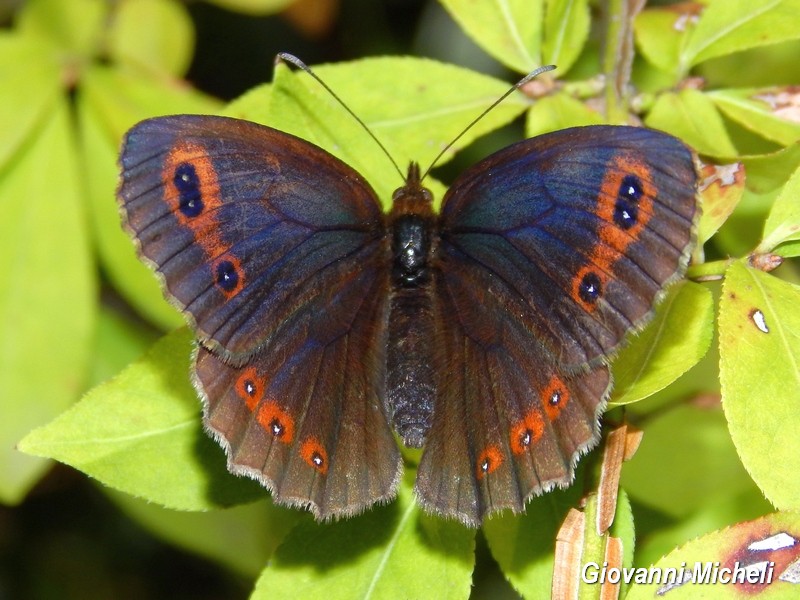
118, 108, 697, 526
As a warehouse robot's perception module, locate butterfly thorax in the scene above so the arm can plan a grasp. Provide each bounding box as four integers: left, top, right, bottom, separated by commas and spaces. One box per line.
389, 163, 436, 287
385, 163, 438, 448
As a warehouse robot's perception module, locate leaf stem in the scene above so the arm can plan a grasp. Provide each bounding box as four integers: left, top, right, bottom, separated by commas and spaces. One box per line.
600, 0, 646, 122
687, 258, 735, 281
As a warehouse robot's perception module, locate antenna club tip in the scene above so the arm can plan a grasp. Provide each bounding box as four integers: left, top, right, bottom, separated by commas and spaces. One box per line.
276, 52, 307, 71
516, 64, 558, 88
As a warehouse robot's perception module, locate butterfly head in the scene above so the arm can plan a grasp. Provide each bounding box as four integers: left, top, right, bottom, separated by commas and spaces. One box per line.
390, 163, 434, 217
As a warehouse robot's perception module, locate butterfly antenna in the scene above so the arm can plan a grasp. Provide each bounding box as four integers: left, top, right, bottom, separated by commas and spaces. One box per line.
277, 52, 407, 182
420, 64, 557, 182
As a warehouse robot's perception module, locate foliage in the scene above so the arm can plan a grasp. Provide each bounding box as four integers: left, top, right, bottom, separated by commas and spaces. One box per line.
5, 0, 800, 597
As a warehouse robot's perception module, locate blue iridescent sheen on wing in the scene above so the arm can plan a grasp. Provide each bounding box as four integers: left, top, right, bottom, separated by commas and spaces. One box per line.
119, 115, 386, 360
412, 125, 697, 524
118, 115, 401, 520
438, 125, 696, 368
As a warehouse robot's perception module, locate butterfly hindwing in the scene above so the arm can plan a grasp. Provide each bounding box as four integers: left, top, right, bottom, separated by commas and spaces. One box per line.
119, 115, 401, 518
415, 126, 697, 524
194, 253, 401, 518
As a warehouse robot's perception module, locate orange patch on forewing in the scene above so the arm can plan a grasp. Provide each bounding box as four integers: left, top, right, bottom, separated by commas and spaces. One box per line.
162, 141, 228, 259
571, 153, 656, 313
596, 154, 656, 251
542, 375, 570, 421
256, 401, 295, 443
300, 437, 329, 474
476, 445, 504, 480
235, 366, 263, 411
510, 409, 545, 455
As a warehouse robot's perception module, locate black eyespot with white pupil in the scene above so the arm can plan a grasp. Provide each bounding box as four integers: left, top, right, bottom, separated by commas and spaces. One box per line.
519, 430, 532, 447
311, 452, 324, 467
174, 163, 203, 218
270, 419, 284, 438
549, 390, 562, 406
579, 272, 602, 303
614, 174, 643, 230
243, 380, 256, 396
215, 260, 239, 291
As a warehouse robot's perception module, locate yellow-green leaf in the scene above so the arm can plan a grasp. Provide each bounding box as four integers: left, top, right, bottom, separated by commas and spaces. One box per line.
109, 0, 195, 77
611, 282, 714, 406
19, 329, 264, 511
0, 98, 95, 503
256, 470, 474, 600
719, 262, 800, 511
439, 0, 543, 73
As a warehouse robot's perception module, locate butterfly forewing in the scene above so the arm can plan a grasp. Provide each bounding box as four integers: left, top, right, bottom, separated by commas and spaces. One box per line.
118, 115, 402, 519
438, 126, 697, 368
119, 115, 385, 359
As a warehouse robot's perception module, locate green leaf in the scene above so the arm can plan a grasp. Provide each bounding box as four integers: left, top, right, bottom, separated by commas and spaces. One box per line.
543, 0, 590, 74
484, 478, 584, 596
719, 262, 800, 512
694, 161, 746, 261
17, 0, 106, 58
634, 487, 773, 570
265, 57, 527, 206
525, 92, 603, 138
206, 0, 295, 14
680, 0, 800, 73
0, 97, 95, 504
611, 282, 714, 406
739, 143, 800, 195
620, 403, 754, 518
708, 87, 800, 147
625, 512, 800, 599
79, 66, 218, 330
645, 89, 737, 157
19, 329, 265, 511
439, 0, 543, 73
255, 471, 474, 599
108, 490, 297, 577
0, 35, 62, 167
759, 164, 800, 253
109, 0, 195, 77
634, 4, 698, 77
88, 306, 160, 388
